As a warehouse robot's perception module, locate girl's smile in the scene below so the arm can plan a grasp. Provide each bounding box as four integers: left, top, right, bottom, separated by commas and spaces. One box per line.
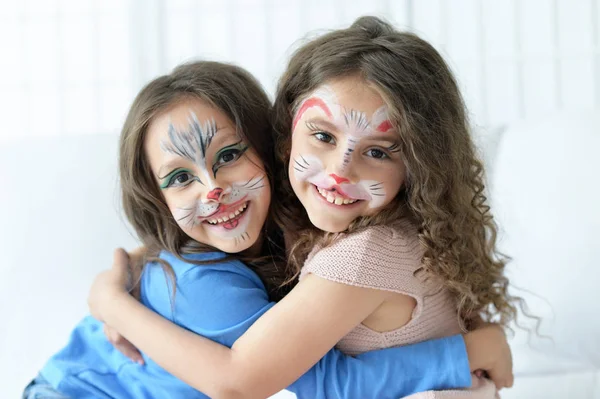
145, 98, 271, 253
289, 76, 406, 233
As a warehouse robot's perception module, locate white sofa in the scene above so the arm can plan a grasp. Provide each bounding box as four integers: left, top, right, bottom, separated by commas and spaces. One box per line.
490, 111, 600, 399
1, 112, 598, 398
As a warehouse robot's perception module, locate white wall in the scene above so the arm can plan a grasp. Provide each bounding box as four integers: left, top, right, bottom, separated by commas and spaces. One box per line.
1, 1, 599, 397
0, 0, 598, 142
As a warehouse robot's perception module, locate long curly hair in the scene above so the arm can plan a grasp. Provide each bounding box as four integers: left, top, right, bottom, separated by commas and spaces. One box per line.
120, 61, 289, 301
272, 16, 525, 328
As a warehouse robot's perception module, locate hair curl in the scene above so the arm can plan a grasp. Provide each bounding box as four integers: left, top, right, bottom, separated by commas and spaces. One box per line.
272, 16, 528, 329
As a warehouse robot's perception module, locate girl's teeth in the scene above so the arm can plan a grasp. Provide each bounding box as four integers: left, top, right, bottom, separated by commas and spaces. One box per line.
317, 186, 357, 206
207, 202, 249, 225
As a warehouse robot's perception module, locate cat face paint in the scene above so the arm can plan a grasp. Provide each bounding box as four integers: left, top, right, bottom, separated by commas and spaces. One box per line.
145, 98, 270, 254
289, 77, 406, 233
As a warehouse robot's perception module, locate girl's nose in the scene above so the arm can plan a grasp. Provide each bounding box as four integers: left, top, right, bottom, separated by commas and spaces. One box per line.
206, 187, 223, 202
330, 174, 349, 184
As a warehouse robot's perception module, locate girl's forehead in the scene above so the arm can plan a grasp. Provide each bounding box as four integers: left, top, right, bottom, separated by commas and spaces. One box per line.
156, 99, 234, 131
304, 78, 387, 115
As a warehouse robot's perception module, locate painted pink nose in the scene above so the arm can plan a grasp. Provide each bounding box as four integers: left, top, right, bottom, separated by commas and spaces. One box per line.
206, 188, 223, 201
330, 174, 349, 184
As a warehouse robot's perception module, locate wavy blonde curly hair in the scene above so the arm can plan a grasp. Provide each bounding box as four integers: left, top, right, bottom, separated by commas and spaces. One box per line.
272, 16, 527, 330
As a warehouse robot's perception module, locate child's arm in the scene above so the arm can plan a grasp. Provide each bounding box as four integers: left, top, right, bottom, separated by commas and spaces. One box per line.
90, 251, 510, 399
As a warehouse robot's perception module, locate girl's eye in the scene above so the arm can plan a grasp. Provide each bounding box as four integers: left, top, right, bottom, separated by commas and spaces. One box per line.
174, 173, 191, 184
217, 149, 240, 165
168, 171, 194, 187
314, 132, 335, 144
365, 148, 389, 159
160, 169, 196, 189
212, 142, 249, 176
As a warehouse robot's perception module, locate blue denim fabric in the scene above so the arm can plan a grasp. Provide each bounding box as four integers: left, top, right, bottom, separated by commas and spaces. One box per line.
23, 374, 69, 399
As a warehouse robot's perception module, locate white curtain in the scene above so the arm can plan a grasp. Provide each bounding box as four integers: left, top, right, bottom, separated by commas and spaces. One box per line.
0, 0, 597, 142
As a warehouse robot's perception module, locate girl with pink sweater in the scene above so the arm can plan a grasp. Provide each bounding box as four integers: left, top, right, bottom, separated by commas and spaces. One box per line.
89, 16, 518, 398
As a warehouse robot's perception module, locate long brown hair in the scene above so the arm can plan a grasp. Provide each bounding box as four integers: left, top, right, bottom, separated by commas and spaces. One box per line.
120, 61, 288, 301
272, 16, 526, 328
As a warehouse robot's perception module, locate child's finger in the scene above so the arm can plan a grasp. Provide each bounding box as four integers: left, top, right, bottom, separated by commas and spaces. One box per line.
115, 340, 145, 365
113, 248, 130, 271
104, 324, 144, 364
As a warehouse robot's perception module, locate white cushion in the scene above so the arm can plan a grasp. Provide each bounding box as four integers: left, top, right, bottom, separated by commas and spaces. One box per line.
0, 134, 139, 398
491, 111, 600, 368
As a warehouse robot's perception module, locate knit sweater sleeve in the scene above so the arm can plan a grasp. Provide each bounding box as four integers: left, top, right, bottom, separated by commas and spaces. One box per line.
302, 224, 424, 296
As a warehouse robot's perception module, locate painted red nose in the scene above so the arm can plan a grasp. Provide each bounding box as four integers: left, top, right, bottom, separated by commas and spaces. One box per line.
206, 188, 223, 201
330, 174, 349, 184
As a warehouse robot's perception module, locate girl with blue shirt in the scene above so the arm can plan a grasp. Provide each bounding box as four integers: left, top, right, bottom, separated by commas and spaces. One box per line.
26, 60, 510, 399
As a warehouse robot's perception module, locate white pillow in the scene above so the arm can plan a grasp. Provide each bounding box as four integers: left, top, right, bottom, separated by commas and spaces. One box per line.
0, 133, 140, 397
491, 111, 600, 367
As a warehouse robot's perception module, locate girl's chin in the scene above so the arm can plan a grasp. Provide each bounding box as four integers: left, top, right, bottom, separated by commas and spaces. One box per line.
184, 232, 256, 254
308, 213, 352, 233
213, 239, 254, 254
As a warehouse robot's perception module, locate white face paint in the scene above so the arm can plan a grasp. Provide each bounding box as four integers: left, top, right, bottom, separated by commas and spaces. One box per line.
171, 175, 267, 246
293, 154, 387, 208
146, 98, 271, 253
289, 77, 406, 233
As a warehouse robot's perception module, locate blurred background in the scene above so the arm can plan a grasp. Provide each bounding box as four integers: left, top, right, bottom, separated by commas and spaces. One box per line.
0, 0, 599, 398
0, 0, 598, 139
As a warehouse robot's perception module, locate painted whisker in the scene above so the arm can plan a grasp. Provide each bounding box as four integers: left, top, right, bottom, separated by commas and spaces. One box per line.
246, 176, 265, 188
176, 211, 195, 222
294, 159, 308, 169
240, 174, 260, 188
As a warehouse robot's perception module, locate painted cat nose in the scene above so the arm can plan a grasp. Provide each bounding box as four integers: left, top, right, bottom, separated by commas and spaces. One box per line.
206, 187, 223, 201
329, 174, 349, 184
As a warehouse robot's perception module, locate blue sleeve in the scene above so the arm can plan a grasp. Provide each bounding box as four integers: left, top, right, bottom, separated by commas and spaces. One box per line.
173, 262, 274, 347
288, 335, 472, 399
174, 262, 471, 398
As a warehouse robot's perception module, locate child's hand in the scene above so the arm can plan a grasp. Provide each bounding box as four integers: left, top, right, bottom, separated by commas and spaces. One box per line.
88, 248, 132, 322
464, 324, 514, 390
103, 324, 144, 365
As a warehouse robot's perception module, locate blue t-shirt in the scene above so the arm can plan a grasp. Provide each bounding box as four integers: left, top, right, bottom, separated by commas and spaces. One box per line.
41, 251, 471, 399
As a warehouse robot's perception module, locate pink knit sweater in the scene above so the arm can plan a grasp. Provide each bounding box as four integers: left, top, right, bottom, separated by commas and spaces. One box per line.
300, 221, 498, 398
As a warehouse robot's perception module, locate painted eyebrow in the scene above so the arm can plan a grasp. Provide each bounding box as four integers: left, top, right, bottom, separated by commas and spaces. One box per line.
305, 118, 338, 132
362, 135, 401, 152
292, 97, 333, 131
157, 161, 187, 178
160, 117, 224, 164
